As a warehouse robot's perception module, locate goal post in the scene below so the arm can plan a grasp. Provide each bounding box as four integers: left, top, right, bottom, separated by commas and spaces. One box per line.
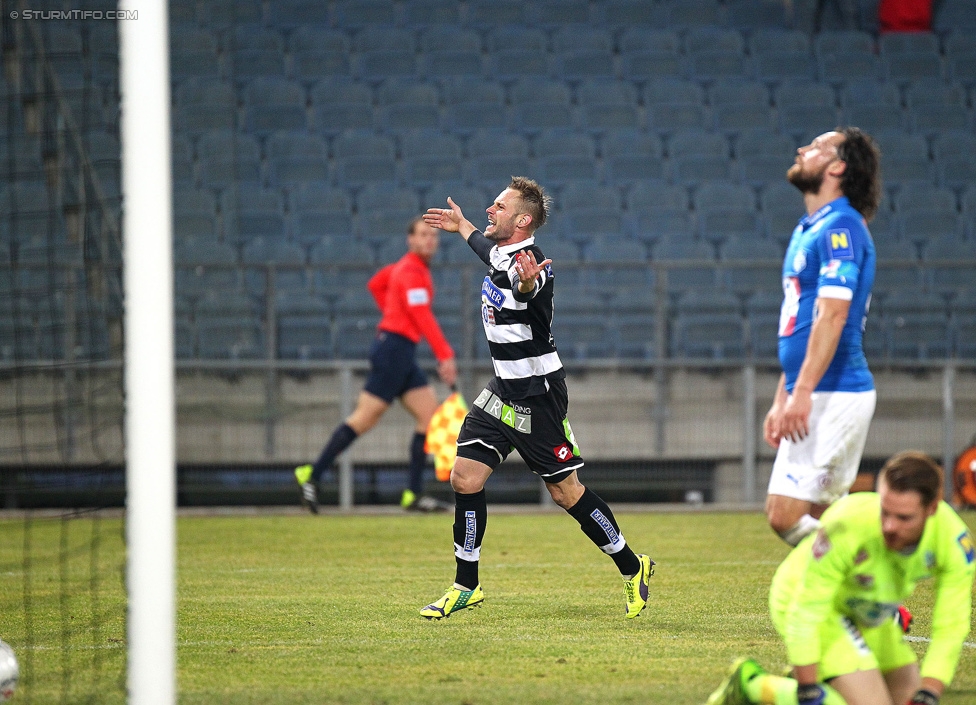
119, 2, 176, 703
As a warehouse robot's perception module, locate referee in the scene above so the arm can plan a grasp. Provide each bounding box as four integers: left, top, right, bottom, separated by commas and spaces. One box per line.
294, 218, 457, 513
419, 177, 655, 620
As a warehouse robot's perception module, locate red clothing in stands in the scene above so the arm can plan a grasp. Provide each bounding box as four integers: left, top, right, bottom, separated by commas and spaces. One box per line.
878, 0, 932, 32
367, 251, 454, 362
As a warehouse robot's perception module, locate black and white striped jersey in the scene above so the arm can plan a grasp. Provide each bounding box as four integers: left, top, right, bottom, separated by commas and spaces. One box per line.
466, 230, 565, 400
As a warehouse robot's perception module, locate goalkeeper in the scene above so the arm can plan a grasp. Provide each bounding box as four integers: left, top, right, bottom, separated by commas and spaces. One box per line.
707, 451, 975, 705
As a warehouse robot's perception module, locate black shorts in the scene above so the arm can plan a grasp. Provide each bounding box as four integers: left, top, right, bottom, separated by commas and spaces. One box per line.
362, 331, 429, 403
456, 377, 584, 484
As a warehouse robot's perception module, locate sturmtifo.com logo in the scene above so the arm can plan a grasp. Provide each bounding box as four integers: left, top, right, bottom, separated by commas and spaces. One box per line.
10, 9, 138, 20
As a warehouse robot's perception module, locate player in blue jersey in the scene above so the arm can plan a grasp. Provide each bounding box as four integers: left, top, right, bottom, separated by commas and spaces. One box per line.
764, 128, 881, 547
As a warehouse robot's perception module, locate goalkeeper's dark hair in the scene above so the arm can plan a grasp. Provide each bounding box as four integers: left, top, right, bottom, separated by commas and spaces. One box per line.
879, 451, 943, 507
508, 176, 551, 231
835, 126, 882, 222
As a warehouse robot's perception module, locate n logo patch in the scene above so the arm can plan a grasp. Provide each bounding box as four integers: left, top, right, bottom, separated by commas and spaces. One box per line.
958, 531, 975, 564
826, 228, 854, 260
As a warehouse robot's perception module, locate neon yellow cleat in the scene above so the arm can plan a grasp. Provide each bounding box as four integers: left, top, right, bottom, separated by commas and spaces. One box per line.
294, 464, 317, 514
623, 554, 655, 619
420, 584, 485, 620
705, 657, 765, 705
400, 489, 417, 508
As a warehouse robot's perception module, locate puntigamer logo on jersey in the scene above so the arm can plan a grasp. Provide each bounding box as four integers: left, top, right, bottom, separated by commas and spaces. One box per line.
481, 277, 505, 309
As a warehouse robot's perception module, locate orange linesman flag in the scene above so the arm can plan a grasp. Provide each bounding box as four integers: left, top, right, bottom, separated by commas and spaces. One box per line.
425, 391, 468, 481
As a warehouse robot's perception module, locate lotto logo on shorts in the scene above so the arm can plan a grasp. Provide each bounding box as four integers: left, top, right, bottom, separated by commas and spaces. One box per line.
590, 509, 618, 545
553, 443, 574, 462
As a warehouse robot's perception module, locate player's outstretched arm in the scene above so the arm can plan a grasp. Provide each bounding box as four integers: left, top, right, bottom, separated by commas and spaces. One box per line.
424, 197, 477, 240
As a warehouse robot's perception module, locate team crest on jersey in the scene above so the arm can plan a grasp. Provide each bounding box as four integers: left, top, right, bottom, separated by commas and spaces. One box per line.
481, 276, 505, 309
957, 531, 975, 564
812, 529, 832, 560
854, 549, 869, 565
820, 259, 842, 279
826, 228, 854, 260
792, 250, 807, 274
482, 304, 495, 326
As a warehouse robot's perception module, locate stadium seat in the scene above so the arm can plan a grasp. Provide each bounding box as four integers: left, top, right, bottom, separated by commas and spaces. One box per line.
170, 26, 221, 81
291, 183, 354, 246
175, 78, 237, 133
425, 182, 487, 216
465, 130, 532, 187
734, 129, 794, 186
710, 80, 774, 135
222, 184, 287, 245
242, 237, 307, 295
196, 315, 265, 359
266, 132, 329, 184
333, 0, 397, 28
583, 238, 651, 289
466, 0, 531, 28
603, 0, 670, 28
644, 79, 708, 135
419, 29, 484, 79
333, 315, 379, 359
906, 83, 971, 135
934, 0, 976, 33
603, 130, 666, 184
533, 130, 599, 185
760, 181, 805, 243
671, 312, 745, 359
269, 0, 331, 25
668, 0, 726, 27
818, 51, 880, 84
277, 293, 333, 360
332, 131, 398, 187
243, 78, 307, 133
720, 236, 783, 295
441, 78, 506, 133
375, 80, 441, 133
173, 190, 218, 241
668, 130, 732, 185
614, 311, 658, 360
653, 237, 718, 293
695, 183, 760, 246
356, 185, 420, 242
507, 78, 574, 133
619, 28, 684, 81
172, 135, 194, 186
174, 236, 237, 267
309, 237, 375, 267
486, 30, 551, 81
403, 0, 462, 27
884, 292, 951, 360
228, 26, 286, 80
627, 180, 689, 215
309, 78, 374, 135
749, 29, 815, 82
775, 79, 838, 138
291, 29, 351, 82
197, 0, 263, 26
874, 133, 934, 188
197, 131, 261, 188
577, 80, 641, 133
726, 0, 789, 29
922, 236, 976, 293
531, 0, 591, 26
552, 314, 614, 360
400, 130, 463, 186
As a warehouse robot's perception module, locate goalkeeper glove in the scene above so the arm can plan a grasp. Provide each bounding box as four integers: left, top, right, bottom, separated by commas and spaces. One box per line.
895, 604, 913, 634
907, 689, 939, 705
796, 684, 827, 705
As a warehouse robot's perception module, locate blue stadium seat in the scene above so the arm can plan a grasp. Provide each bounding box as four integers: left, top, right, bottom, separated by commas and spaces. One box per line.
241, 236, 305, 265
270, 0, 331, 26
222, 185, 287, 245
552, 26, 614, 52
173, 190, 218, 241
749, 28, 814, 78
291, 29, 351, 82
291, 183, 354, 246
440, 78, 505, 132
907, 83, 971, 135
894, 184, 957, 215
668, 0, 726, 27
197, 0, 262, 26
418, 29, 484, 79
333, 315, 379, 359
277, 292, 333, 360
403, 0, 461, 27
583, 239, 650, 292
577, 80, 641, 132
485, 27, 550, 80
174, 237, 236, 266
465, 130, 532, 187
242, 237, 307, 294
668, 130, 732, 185
720, 236, 783, 295
243, 78, 307, 133
507, 79, 574, 133
710, 80, 774, 135
695, 183, 760, 245
726, 0, 789, 29
374, 80, 440, 132
644, 78, 708, 135
331, 131, 398, 187
533, 130, 598, 185
614, 311, 658, 359
619, 28, 683, 81
229, 26, 285, 80
196, 315, 265, 359
874, 132, 933, 188
675, 290, 741, 316
197, 131, 261, 188
399, 130, 462, 185
671, 312, 745, 359
552, 27, 616, 81
602, 130, 666, 184
466, 0, 531, 28
552, 314, 615, 360
760, 181, 805, 243
934, 0, 976, 33
354, 44, 418, 82
309, 78, 374, 135
425, 182, 487, 216
531, 0, 591, 26
884, 292, 951, 360
266, 132, 329, 184
172, 135, 194, 186
170, 27, 221, 81
603, 0, 669, 27
627, 180, 689, 215
564, 203, 628, 241
653, 237, 718, 293
175, 78, 237, 133
356, 184, 420, 241
309, 237, 375, 267
734, 129, 794, 186
818, 52, 880, 84
333, 0, 397, 28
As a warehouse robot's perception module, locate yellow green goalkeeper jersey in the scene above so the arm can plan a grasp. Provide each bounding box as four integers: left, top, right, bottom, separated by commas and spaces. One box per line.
774, 492, 975, 684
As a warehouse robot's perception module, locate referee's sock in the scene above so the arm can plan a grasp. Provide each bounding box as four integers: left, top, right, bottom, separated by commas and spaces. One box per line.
311, 423, 358, 482
453, 489, 487, 590
407, 431, 427, 497
567, 487, 641, 577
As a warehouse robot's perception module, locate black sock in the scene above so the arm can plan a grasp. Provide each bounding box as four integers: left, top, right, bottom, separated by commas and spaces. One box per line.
311, 423, 358, 482
453, 489, 487, 590
566, 487, 641, 576
407, 432, 427, 496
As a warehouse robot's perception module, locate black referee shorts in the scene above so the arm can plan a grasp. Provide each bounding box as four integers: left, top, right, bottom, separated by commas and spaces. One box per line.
362, 331, 429, 403
456, 377, 584, 484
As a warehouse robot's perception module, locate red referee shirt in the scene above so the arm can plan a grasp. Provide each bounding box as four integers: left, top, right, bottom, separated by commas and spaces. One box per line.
367, 251, 454, 362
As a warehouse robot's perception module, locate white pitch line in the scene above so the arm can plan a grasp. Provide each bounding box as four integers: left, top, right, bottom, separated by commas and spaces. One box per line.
905, 635, 976, 649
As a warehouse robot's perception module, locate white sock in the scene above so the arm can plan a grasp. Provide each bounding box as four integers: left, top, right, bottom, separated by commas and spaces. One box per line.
780, 514, 821, 547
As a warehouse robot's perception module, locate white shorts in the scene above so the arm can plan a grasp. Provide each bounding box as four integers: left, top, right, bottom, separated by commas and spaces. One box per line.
767, 389, 876, 505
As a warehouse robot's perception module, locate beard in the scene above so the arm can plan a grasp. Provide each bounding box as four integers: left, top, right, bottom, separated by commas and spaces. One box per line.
787, 162, 827, 194
484, 221, 515, 242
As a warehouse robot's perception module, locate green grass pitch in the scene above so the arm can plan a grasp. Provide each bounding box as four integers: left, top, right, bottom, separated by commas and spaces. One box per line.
2, 510, 976, 704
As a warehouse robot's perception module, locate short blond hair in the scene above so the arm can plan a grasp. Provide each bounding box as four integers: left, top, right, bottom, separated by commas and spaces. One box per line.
508, 176, 551, 230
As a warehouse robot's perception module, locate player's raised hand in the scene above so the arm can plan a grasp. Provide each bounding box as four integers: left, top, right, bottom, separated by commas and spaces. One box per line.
424, 197, 465, 233
514, 251, 552, 286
